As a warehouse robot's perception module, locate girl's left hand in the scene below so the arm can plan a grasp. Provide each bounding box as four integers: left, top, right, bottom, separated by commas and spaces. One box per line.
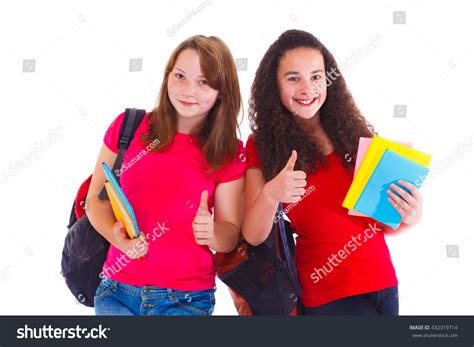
387, 180, 423, 226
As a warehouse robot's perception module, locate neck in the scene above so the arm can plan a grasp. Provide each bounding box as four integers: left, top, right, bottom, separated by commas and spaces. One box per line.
296, 112, 322, 134
296, 113, 334, 155
176, 114, 205, 134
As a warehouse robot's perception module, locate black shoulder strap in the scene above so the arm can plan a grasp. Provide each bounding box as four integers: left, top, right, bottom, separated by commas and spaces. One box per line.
277, 203, 302, 296
98, 108, 147, 200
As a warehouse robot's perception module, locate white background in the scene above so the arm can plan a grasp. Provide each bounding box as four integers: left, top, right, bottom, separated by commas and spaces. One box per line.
0, 0, 473, 315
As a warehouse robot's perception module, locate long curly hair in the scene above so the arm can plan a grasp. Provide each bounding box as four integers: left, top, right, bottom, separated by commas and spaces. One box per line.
249, 29, 375, 181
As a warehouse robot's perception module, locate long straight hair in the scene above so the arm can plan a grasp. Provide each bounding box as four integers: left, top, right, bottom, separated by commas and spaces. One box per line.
141, 35, 242, 170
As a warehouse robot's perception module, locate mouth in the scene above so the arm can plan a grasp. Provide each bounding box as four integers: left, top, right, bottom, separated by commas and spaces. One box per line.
293, 97, 318, 107
178, 100, 197, 107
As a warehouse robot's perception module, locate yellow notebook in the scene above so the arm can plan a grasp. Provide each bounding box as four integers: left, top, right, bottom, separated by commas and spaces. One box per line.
342, 136, 432, 210
104, 181, 139, 239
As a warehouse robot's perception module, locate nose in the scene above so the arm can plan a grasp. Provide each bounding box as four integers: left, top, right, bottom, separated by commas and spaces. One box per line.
181, 80, 196, 98
299, 78, 319, 96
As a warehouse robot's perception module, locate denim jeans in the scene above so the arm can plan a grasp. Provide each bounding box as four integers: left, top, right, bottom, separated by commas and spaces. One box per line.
302, 286, 399, 315
94, 277, 216, 316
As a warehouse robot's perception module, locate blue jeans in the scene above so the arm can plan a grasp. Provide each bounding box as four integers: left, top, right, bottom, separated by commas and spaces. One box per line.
94, 277, 216, 316
302, 286, 399, 315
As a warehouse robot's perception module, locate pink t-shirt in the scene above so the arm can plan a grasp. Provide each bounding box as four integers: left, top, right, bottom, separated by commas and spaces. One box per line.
101, 111, 245, 291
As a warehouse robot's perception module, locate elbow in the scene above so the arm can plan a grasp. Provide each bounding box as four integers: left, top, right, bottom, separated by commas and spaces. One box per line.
85, 195, 98, 223
242, 223, 266, 247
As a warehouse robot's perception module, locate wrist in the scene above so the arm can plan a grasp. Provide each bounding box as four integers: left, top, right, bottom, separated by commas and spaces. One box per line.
262, 181, 278, 204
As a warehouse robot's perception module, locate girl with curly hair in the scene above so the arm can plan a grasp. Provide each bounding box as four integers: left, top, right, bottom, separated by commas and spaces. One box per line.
243, 30, 424, 315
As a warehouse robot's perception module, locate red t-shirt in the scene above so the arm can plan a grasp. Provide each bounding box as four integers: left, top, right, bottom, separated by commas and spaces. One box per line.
101, 111, 245, 291
245, 135, 398, 307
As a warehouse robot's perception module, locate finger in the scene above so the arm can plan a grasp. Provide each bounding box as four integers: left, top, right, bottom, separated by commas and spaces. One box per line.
198, 190, 209, 212
284, 150, 297, 171
293, 179, 307, 188
134, 235, 149, 249
292, 170, 306, 180
112, 222, 127, 239
138, 233, 149, 245
387, 189, 410, 209
195, 238, 208, 246
285, 196, 302, 204
389, 183, 417, 206
193, 216, 211, 225
389, 197, 408, 220
293, 188, 306, 196
193, 224, 211, 232
398, 180, 423, 201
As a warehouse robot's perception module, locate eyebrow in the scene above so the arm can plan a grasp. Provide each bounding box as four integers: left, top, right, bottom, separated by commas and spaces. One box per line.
284, 69, 324, 76
173, 67, 205, 78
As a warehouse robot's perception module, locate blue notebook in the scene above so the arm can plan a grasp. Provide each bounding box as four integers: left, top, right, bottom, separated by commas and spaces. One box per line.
353, 150, 430, 229
102, 162, 140, 237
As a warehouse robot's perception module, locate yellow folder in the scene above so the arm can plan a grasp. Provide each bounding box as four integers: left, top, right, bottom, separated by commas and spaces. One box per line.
104, 181, 139, 239
342, 136, 432, 210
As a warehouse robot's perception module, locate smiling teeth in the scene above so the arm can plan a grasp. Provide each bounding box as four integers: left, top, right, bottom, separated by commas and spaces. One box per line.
296, 98, 314, 105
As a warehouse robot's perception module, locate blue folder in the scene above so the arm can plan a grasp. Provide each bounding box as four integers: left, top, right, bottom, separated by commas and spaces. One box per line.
353, 150, 430, 229
102, 162, 140, 237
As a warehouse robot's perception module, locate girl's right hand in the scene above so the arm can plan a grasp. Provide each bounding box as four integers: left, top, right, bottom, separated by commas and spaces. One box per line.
262, 150, 307, 204
111, 221, 149, 259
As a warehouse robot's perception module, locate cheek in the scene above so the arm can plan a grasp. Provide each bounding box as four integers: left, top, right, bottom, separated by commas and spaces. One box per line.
278, 86, 295, 110
167, 80, 178, 98
198, 90, 218, 108
318, 87, 327, 104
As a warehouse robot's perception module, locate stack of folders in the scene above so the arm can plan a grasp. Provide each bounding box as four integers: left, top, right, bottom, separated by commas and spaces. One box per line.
342, 136, 431, 229
102, 162, 140, 239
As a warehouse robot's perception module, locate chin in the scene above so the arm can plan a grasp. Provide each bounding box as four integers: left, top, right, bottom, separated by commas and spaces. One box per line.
294, 109, 320, 120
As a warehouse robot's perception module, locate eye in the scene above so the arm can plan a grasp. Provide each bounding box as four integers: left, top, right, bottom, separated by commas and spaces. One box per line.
175, 73, 185, 80
199, 79, 208, 86
287, 76, 298, 82
311, 75, 322, 81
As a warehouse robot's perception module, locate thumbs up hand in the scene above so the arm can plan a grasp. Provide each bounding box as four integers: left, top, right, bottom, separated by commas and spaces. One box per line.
192, 190, 215, 246
262, 150, 307, 204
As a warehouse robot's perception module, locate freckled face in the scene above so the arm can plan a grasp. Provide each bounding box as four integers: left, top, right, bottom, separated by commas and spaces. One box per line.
167, 49, 219, 120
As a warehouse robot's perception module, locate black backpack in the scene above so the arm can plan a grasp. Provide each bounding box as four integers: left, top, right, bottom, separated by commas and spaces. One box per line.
215, 204, 302, 315
61, 108, 146, 307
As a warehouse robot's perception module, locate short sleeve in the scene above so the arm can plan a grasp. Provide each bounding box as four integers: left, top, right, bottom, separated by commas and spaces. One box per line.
214, 140, 246, 184
103, 112, 126, 154
245, 134, 261, 169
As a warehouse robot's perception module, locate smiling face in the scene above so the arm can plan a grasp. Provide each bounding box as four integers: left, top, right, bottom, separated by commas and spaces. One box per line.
167, 49, 219, 125
277, 47, 327, 120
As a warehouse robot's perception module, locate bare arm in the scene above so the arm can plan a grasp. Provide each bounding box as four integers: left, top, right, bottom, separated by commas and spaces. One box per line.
242, 168, 279, 246
193, 178, 244, 253
85, 144, 148, 258
85, 144, 118, 244
242, 150, 307, 246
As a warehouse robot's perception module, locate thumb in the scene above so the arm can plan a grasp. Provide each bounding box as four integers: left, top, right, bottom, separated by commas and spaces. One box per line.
284, 150, 297, 171
112, 221, 127, 240
198, 190, 209, 213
